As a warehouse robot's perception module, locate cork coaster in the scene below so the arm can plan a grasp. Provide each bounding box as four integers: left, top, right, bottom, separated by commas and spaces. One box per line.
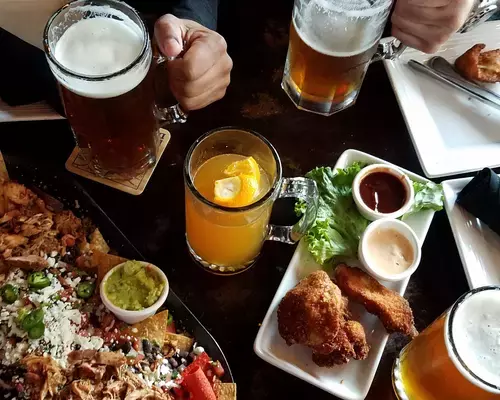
65, 128, 171, 195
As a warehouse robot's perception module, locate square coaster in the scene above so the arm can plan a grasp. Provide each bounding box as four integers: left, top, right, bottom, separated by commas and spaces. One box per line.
65, 128, 171, 195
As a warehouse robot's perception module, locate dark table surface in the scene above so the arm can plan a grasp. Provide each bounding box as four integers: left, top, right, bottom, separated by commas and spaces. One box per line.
0, 0, 486, 398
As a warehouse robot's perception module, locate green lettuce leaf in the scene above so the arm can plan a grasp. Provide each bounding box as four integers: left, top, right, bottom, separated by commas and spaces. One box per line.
402, 181, 444, 219
300, 162, 369, 265
299, 162, 444, 266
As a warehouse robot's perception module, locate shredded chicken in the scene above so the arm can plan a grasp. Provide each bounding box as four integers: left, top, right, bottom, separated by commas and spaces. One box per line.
22, 355, 66, 400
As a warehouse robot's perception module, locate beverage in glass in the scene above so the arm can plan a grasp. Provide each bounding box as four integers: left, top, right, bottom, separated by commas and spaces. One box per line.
43, 0, 186, 176
184, 127, 319, 274
282, 0, 403, 115
392, 286, 500, 400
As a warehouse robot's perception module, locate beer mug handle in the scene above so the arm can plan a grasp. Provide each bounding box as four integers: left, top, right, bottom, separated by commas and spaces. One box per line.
267, 177, 319, 244
153, 45, 188, 124
371, 37, 407, 63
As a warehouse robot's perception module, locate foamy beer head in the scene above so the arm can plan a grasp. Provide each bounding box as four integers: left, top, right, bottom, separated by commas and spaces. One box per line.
448, 286, 500, 392
44, 2, 150, 99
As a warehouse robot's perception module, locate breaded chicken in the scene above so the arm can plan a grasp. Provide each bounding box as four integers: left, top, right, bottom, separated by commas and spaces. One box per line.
334, 264, 418, 338
312, 319, 369, 367
455, 44, 500, 83
277, 270, 345, 354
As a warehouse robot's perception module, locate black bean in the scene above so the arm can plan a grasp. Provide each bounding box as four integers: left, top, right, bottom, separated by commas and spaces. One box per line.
177, 365, 186, 373
121, 341, 132, 354
74, 344, 81, 350
179, 350, 189, 358
169, 358, 179, 368
142, 339, 152, 354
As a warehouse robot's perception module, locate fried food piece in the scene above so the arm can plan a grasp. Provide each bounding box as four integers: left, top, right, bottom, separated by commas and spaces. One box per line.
334, 264, 418, 338
344, 320, 370, 360
455, 44, 500, 83
312, 319, 370, 367
278, 270, 345, 354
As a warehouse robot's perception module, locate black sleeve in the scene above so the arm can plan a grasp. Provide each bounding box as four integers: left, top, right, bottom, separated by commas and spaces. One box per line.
170, 0, 219, 30
132, 0, 219, 30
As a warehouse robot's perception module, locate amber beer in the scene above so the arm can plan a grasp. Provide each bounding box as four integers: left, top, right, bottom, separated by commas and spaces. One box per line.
282, 0, 394, 115
44, 0, 160, 175
59, 70, 158, 174
286, 20, 377, 107
392, 286, 500, 400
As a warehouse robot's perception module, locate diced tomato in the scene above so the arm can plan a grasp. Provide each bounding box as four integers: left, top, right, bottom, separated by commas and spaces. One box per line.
166, 321, 176, 334
211, 360, 225, 378
132, 339, 140, 352
100, 313, 116, 332
127, 353, 144, 365
79, 312, 90, 329
102, 331, 121, 344
61, 234, 76, 247
59, 288, 73, 300
92, 328, 103, 338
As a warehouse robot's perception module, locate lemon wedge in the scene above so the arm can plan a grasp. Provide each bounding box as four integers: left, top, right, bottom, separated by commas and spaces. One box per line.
224, 156, 261, 183
214, 175, 259, 207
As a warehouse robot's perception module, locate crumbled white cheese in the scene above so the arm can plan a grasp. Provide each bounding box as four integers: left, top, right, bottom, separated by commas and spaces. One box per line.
29, 276, 63, 306
32, 300, 103, 368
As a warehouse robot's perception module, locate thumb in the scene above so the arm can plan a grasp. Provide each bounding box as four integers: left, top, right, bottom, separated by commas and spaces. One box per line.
154, 14, 184, 60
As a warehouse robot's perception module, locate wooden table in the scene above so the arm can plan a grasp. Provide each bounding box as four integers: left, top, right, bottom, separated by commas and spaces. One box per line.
0, 0, 475, 398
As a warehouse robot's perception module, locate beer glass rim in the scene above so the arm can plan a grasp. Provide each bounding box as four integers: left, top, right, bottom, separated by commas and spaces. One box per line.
445, 285, 500, 394
43, 0, 148, 82
184, 126, 283, 213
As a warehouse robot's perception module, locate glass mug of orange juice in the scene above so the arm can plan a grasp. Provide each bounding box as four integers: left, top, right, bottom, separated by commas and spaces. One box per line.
184, 127, 319, 274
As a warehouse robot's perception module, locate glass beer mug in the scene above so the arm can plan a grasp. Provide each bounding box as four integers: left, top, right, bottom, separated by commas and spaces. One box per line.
392, 285, 500, 400
43, 0, 187, 176
282, 0, 405, 116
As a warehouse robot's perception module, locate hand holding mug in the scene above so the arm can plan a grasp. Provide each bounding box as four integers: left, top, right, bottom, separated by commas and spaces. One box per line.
154, 14, 233, 110
392, 0, 475, 53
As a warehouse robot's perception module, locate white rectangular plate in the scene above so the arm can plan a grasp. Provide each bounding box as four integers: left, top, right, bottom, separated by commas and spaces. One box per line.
442, 176, 500, 288
0, 99, 63, 123
383, 21, 500, 178
254, 149, 436, 400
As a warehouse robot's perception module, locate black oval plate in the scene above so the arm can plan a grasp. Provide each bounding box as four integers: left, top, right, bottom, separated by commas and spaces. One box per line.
4, 155, 234, 383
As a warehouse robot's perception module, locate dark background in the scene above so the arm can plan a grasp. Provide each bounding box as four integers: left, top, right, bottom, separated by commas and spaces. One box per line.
1, 0, 494, 398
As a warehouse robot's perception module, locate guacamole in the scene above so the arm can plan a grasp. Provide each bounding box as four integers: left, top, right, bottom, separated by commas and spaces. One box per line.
104, 261, 164, 311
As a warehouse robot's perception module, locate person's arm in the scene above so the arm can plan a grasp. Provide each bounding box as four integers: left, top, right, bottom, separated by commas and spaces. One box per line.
0, 0, 66, 49
170, 0, 218, 30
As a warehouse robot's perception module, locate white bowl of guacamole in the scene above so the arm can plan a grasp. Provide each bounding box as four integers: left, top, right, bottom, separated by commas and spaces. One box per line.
100, 260, 169, 324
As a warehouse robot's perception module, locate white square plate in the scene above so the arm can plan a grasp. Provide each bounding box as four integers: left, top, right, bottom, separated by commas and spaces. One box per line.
442, 176, 500, 288
254, 149, 436, 400
383, 21, 500, 178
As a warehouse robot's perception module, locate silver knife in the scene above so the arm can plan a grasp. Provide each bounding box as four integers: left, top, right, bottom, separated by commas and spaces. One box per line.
408, 58, 500, 111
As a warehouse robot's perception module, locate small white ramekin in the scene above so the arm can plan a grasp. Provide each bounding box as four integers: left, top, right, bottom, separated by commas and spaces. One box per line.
100, 261, 169, 324
352, 164, 414, 221
358, 218, 421, 282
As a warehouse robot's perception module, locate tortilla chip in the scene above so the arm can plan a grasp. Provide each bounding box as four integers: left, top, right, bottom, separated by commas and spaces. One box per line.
88, 251, 126, 282
215, 383, 237, 400
126, 310, 171, 346
89, 228, 110, 254
164, 332, 194, 353
125, 311, 194, 352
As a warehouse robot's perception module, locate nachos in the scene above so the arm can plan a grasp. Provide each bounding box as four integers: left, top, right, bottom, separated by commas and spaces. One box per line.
0, 181, 235, 400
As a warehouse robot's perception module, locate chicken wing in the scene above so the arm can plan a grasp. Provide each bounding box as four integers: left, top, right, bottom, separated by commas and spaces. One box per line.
277, 270, 346, 354
312, 319, 369, 367
455, 43, 500, 83
334, 264, 418, 338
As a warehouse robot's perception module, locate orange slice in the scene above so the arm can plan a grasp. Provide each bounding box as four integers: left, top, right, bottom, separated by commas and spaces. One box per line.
224, 156, 261, 183
214, 175, 259, 207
